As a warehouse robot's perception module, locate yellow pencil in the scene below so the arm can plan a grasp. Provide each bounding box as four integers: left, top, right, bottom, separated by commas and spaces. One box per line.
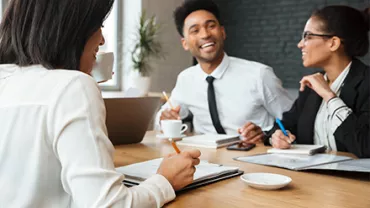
162, 91, 180, 153
171, 140, 181, 154
162, 91, 175, 110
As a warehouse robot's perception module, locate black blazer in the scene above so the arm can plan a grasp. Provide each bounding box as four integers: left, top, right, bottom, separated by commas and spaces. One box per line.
264, 59, 370, 158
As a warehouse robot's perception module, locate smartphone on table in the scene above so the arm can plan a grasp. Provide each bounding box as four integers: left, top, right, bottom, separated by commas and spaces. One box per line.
227, 143, 256, 151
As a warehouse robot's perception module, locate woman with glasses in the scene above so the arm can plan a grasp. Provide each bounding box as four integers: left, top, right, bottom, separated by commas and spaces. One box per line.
264, 5, 370, 158
0, 0, 201, 207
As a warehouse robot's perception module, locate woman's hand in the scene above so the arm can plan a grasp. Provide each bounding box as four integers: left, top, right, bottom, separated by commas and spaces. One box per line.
271, 130, 296, 149
299, 73, 336, 102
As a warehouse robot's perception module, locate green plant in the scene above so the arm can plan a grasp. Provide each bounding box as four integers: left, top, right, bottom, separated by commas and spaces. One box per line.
131, 12, 163, 77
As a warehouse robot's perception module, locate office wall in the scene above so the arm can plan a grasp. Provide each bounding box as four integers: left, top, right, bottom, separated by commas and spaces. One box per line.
140, 0, 193, 92
121, 0, 141, 91
120, 0, 192, 92
213, 0, 370, 88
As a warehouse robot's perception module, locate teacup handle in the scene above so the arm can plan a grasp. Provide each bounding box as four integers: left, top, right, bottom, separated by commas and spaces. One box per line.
180, 124, 188, 134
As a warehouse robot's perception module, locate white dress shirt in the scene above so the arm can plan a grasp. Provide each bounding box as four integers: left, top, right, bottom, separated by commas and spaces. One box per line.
156, 53, 294, 134
314, 62, 353, 151
0, 64, 175, 208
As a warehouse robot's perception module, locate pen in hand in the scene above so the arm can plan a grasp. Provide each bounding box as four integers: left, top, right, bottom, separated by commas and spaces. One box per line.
275, 118, 288, 136
275, 118, 295, 145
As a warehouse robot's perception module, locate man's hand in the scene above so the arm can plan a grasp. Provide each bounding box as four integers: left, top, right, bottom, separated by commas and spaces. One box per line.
160, 106, 181, 120
271, 130, 296, 149
157, 149, 201, 190
238, 122, 264, 144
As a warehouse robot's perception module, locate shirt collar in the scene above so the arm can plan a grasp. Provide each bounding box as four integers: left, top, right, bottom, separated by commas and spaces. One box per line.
324, 61, 352, 93
0, 64, 20, 79
0, 64, 46, 80
199, 53, 230, 80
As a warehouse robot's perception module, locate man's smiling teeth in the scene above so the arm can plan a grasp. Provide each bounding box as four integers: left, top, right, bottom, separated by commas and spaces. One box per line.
201, 42, 215, 48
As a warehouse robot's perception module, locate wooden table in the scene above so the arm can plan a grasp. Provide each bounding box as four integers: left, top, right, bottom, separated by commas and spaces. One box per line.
114, 131, 370, 208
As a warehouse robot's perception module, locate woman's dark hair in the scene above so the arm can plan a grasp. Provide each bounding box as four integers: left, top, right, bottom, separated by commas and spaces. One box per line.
312, 5, 370, 57
174, 0, 221, 37
0, 0, 114, 70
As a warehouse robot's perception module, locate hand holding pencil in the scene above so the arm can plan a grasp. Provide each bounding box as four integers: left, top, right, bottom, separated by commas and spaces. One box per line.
160, 91, 181, 120
157, 149, 201, 190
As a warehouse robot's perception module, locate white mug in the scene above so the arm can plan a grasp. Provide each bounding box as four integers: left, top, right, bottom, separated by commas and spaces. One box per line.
161, 120, 188, 138
91, 52, 114, 83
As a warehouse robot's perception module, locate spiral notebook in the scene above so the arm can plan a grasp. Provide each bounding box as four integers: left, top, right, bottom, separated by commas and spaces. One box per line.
116, 158, 243, 192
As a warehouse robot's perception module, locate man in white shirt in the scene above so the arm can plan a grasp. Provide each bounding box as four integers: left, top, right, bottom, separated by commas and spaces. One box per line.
156, 0, 293, 143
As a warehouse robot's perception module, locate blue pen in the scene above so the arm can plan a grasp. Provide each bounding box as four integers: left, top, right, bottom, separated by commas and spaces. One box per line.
275, 118, 288, 136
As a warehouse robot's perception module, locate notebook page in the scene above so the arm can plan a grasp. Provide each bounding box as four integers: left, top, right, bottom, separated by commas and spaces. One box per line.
193, 161, 239, 182
116, 158, 239, 183
116, 158, 163, 182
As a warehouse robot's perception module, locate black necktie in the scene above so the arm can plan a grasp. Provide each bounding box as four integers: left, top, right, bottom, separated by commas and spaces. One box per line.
206, 76, 226, 134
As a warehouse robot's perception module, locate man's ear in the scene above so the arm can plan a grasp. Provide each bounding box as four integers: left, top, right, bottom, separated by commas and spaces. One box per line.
329, 36, 341, 52
221, 26, 226, 40
181, 38, 189, 51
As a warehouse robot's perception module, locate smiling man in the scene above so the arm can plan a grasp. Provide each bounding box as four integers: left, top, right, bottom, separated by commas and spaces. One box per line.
156, 0, 293, 144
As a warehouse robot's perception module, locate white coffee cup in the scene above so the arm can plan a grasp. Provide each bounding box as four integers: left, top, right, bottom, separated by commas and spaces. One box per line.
161, 120, 188, 138
91, 52, 114, 83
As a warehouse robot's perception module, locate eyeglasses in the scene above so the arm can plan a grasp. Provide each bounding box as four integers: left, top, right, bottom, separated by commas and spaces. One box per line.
301, 31, 334, 41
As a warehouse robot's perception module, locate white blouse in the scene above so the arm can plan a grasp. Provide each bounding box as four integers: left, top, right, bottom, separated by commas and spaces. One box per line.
0, 64, 175, 208
314, 62, 353, 151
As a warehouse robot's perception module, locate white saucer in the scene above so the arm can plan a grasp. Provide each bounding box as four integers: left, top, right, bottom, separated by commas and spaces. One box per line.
156, 134, 187, 140
240, 173, 292, 190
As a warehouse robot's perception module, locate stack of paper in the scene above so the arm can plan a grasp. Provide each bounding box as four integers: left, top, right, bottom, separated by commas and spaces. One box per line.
267, 145, 327, 155
116, 158, 242, 191
176, 134, 240, 148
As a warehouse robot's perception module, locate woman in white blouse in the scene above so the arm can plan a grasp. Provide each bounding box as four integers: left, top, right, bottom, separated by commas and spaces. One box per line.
0, 0, 200, 207
266, 6, 370, 158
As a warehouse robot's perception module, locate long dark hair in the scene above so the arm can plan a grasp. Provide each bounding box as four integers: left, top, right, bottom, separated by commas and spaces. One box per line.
312, 6, 369, 57
0, 0, 114, 70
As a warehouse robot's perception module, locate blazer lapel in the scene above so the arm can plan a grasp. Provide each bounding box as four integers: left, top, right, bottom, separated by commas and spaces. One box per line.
298, 90, 322, 144
340, 59, 367, 108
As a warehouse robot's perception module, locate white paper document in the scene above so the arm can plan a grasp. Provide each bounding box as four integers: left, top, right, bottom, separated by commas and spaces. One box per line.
302, 158, 370, 172
235, 154, 352, 170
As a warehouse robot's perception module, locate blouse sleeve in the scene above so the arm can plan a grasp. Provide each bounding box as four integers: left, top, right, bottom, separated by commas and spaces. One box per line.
49, 74, 175, 208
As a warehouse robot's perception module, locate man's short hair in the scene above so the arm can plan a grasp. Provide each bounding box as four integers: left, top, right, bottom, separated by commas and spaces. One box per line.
173, 0, 221, 37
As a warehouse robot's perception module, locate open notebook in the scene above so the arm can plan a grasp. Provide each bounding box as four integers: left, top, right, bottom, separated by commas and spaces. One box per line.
116, 158, 243, 192
176, 134, 240, 148
235, 154, 370, 173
